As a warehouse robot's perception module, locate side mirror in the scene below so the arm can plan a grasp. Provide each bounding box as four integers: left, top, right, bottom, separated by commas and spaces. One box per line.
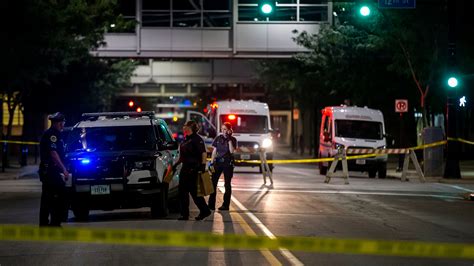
159, 141, 179, 151
167, 141, 179, 150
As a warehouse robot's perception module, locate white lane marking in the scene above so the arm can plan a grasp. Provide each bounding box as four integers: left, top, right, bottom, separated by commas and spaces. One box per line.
221, 187, 304, 266
209, 209, 225, 265
435, 183, 473, 192
222, 187, 463, 200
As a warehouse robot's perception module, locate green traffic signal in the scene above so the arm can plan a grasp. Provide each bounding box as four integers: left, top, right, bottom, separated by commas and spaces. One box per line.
261, 3, 273, 14
447, 77, 459, 88
359, 5, 371, 17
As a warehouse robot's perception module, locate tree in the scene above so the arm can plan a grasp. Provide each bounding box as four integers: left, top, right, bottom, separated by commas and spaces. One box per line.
2, 0, 121, 166
257, 1, 458, 151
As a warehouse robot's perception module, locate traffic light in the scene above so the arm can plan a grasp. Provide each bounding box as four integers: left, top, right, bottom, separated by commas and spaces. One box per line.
459, 96, 466, 107
359, 5, 371, 17
136, 107, 142, 113
259, 1, 275, 15
447, 76, 459, 88
128, 100, 135, 108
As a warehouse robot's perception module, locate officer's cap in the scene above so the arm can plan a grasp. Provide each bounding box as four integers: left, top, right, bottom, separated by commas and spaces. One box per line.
48, 112, 65, 122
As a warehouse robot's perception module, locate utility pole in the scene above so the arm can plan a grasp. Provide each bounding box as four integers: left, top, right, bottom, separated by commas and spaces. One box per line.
444, 0, 461, 179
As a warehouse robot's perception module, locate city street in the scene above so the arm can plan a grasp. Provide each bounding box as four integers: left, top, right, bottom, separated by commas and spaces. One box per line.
0, 162, 473, 266
5, 0, 474, 265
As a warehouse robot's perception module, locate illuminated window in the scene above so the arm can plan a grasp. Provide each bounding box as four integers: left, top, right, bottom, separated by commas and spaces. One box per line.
2, 101, 24, 127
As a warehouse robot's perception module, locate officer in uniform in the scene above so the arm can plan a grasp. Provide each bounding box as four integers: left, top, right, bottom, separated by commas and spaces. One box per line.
173, 120, 211, 221
208, 122, 237, 211
39, 112, 69, 227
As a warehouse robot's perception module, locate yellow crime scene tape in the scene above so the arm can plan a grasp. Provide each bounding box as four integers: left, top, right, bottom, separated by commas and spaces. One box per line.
448, 137, 474, 146
0, 224, 473, 260
0, 140, 39, 145
237, 138, 474, 165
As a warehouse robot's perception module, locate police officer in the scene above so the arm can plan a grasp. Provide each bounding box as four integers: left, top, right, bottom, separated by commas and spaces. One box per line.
173, 120, 211, 221
208, 122, 237, 211
39, 112, 69, 227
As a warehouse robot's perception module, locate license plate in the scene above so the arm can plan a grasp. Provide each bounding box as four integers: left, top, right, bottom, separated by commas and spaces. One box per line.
240, 154, 251, 160
356, 159, 366, 165
91, 185, 110, 195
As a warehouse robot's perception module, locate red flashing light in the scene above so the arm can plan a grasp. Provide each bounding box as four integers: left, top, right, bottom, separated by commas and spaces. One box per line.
136, 107, 142, 112
128, 100, 135, 107
172, 133, 178, 139
228, 114, 236, 120
203, 107, 208, 113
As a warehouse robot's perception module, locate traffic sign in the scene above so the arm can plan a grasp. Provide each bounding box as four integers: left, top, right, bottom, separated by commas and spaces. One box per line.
395, 99, 408, 113
379, 0, 416, 9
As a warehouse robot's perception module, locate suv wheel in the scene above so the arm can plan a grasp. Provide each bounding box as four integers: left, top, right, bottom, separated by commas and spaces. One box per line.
151, 183, 169, 218
368, 169, 377, 178
72, 204, 90, 221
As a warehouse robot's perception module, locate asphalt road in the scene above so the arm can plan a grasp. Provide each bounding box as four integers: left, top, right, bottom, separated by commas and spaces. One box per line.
0, 164, 473, 266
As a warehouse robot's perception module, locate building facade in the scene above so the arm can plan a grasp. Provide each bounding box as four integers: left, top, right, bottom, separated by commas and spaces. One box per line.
96, 0, 331, 145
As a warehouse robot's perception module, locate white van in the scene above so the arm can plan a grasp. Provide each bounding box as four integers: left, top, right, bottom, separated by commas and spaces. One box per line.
187, 100, 274, 171
318, 106, 388, 178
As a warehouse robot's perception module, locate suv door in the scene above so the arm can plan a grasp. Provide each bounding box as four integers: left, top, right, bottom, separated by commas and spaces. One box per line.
186, 111, 217, 152
155, 123, 179, 188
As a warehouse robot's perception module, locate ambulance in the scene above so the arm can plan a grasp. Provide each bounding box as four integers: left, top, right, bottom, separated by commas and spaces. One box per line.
318, 106, 388, 178
187, 100, 274, 171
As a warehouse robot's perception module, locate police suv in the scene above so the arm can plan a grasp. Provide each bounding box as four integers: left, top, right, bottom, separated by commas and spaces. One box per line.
64, 112, 180, 220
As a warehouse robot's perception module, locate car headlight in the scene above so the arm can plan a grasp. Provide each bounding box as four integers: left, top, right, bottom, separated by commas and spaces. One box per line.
262, 138, 273, 149
377, 145, 386, 149
253, 144, 259, 149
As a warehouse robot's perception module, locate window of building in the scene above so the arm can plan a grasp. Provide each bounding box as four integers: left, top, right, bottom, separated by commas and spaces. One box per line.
299, 6, 328, 21
172, 12, 202, 27
203, 12, 232, 27
142, 0, 170, 10
109, 0, 137, 33
203, 0, 231, 10
237, 0, 329, 22
2, 99, 24, 136
141, 0, 231, 28
173, 0, 199, 10
117, 0, 136, 17
142, 12, 171, 27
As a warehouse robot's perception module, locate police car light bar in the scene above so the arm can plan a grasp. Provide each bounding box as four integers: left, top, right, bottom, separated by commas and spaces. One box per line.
81, 112, 155, 121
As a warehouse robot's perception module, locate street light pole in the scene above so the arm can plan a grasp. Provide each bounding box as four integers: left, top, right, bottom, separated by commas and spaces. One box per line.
443, 0, 461, 179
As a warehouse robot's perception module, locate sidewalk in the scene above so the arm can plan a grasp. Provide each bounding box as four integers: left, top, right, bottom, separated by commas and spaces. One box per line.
0, 165, 39, 180
273, 145, 474, 183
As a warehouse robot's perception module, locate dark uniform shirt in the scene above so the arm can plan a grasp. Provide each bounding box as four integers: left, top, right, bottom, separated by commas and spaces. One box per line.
179, 133, 206, 165
212, 134, 237, 160
39, 127, 65, 184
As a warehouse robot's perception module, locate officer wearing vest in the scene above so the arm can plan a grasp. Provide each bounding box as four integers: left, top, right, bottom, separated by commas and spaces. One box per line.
174, 120, 211, 221
39, 112, 69, 226
208, 122, 237, 211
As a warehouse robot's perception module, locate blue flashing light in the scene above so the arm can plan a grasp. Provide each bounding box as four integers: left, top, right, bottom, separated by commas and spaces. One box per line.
80, 158, 91, 165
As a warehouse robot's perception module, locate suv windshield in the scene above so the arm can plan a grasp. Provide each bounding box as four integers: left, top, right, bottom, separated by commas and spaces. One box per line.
66, 126, 156, 152
335, 120, 383, 140
220, 115, 269, 134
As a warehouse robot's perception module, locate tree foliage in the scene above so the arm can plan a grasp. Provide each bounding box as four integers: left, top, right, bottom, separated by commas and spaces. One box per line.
2, 0, 135, 166
258, 0, 469, 148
